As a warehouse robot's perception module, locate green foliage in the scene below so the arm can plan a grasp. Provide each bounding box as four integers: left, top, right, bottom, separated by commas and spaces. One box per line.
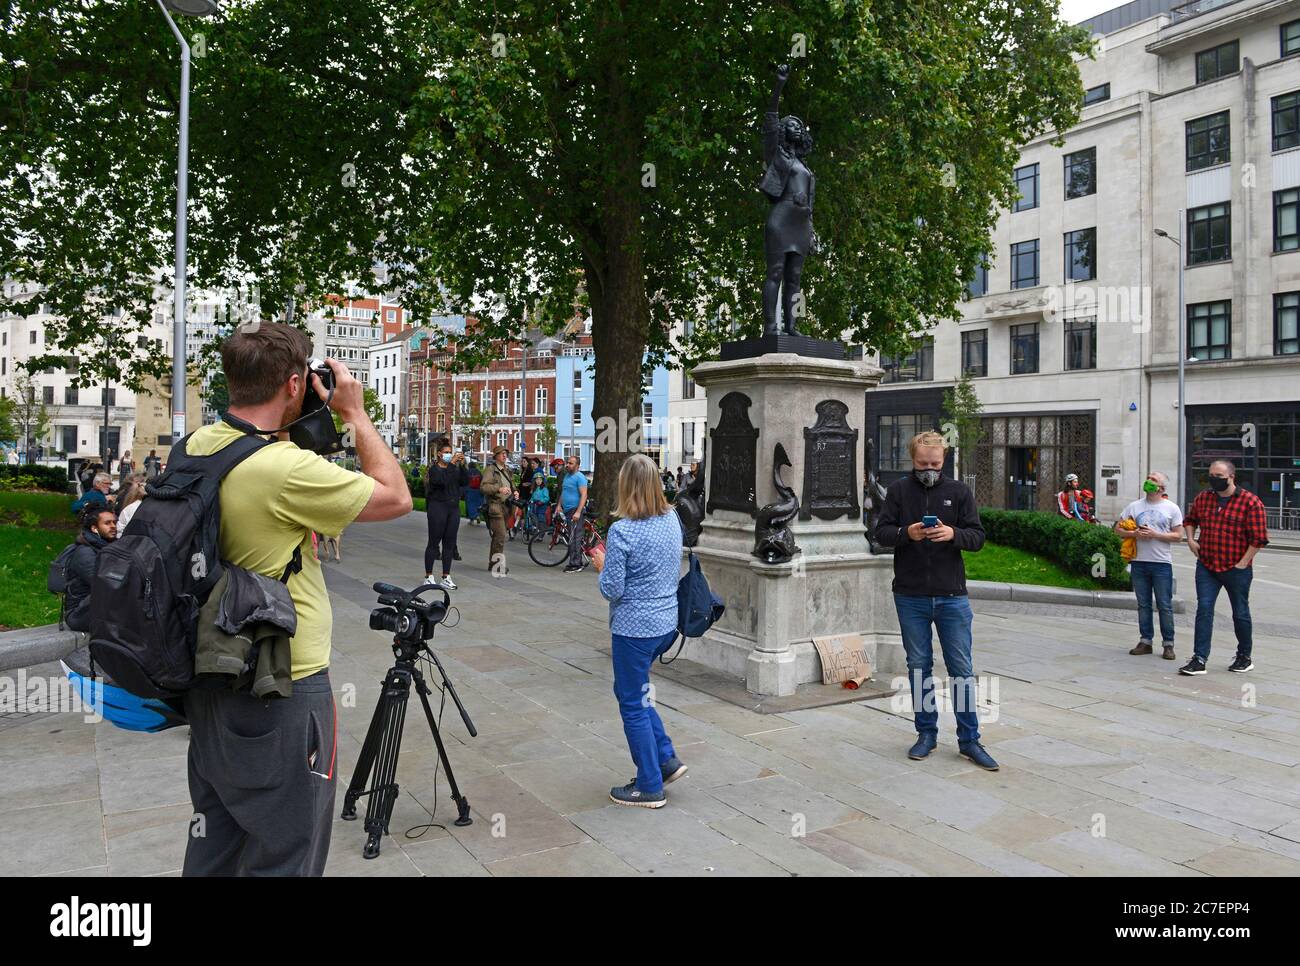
0, 394, 17, 442
962, 542, 1099, 591
980, 509, 1130, 590
0, 490, 78, 521
2, 0, 1092, 513
942, 373, 984, 471
536, 415, 558, 454
0, 464, 71, 492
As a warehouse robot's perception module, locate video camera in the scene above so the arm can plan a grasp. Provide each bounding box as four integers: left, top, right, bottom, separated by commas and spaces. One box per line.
369, 581, 450, 644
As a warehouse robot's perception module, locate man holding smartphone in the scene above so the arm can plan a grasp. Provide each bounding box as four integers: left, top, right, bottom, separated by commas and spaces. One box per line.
872, 431, 995, 771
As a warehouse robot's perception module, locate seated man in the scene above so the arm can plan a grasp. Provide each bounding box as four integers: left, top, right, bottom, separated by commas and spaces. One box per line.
71, 471, 113, 516
64, 506, 118, 632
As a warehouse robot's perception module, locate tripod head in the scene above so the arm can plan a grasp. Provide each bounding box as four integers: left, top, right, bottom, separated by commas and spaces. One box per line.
370, 581, 450, 654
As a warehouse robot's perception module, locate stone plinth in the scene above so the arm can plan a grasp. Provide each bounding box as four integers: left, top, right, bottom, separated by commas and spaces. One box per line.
686, 351, 905, 696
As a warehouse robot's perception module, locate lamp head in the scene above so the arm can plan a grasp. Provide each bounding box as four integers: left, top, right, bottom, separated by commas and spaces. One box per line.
162, 0, 218, 16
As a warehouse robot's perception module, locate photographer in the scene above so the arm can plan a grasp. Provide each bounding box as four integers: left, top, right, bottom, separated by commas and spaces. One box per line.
424, 439, 468, 589
482, 445, 515, 575
873, 431, 996, 772
180, 322, 411, 877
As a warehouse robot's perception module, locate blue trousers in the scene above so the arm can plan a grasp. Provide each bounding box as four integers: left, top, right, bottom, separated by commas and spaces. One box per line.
611, 630, 679, 793
893, 594, 980, 744
1193, 561, 1253, 661
1130, 560, 1175, 644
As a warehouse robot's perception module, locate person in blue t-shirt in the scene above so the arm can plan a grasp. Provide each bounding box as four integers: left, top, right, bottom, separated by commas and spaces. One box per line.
560, 455, 589, 572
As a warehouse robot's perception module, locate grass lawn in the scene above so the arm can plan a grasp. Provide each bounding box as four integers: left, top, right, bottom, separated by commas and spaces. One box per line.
963, 541, 1101, 591
0, 491, 79, 630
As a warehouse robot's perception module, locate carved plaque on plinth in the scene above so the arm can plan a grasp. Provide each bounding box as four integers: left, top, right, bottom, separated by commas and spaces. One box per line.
707, 391, 758, 516
799, 399, 859, 521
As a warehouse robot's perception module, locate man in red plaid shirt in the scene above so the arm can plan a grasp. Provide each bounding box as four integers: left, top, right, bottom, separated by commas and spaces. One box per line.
1180, 459, 1268, 676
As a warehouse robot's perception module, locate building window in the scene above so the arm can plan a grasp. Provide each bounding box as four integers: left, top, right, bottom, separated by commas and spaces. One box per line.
572, 402, 582, 425
42, 386, 53, 404
497, 388, 508, 413
966, 255, 989, 298
1195, 40, 1239, 84
459, 390, 470, 416
1276, 189, 1300, 252
1010, 323, 1039, 375
880, 337, 934, 384
1064, 228, 1096, 282
1285, 19, 1300, 57
1272, 92, 1300, 151
682, 371, 696, 399
1064, 316, 1097, 371
1064, 147, 1096, 199
1188, 203, 1231, 264
100, 387, 115, 406
1010, 239, 1040, 289
1275, 292, 1300, 355
1083, 83, 1110, 106
514, 387, 522, 415
436, 412, 446, 431
61, 425, 77, 454
1012, 163, 1039, 212
497, 430, 508, 447
573, 369, 582, 388
64, 386, 77, 405
29, 330, 36, 344
961, 330, 988, 378
1188, 300, 1231, 360
1186, 111, 1230, 171
480, 389, 490, 412
878, 414, 931, 471
535, 386, 548, 414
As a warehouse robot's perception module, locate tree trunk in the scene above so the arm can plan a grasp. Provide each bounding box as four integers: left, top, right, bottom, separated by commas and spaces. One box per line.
586, 3, 651, 523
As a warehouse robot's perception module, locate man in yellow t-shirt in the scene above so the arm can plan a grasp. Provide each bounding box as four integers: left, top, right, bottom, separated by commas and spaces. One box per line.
182, 322, 411, 877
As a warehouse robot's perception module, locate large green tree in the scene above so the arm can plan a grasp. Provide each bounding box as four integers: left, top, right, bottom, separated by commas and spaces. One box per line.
2, 0, 1091, 513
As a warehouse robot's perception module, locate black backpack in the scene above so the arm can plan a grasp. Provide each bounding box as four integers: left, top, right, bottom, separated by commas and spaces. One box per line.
47, 543, 80, 595
87, 432, 301, 701
659, 515, 726, 665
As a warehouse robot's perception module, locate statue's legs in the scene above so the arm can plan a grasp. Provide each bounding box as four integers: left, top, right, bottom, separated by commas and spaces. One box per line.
762, 260, 784, 335
781, 253, 805, 335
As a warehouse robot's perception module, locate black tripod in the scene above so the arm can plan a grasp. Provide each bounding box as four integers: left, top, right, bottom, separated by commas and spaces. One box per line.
341, 604, 477, 859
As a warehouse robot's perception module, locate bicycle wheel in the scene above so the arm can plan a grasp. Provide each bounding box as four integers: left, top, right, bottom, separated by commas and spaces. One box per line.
528, 521, 570, 566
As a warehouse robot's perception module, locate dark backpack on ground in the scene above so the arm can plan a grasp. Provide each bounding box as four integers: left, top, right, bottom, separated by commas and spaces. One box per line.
660, 516, 726, 665
87, 433, 301, 704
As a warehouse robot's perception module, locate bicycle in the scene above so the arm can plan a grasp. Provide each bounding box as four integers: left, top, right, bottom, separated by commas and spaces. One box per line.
528, 506, 601, 567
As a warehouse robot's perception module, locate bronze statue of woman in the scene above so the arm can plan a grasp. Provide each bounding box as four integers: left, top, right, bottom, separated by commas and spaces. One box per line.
759, 63, 815, 337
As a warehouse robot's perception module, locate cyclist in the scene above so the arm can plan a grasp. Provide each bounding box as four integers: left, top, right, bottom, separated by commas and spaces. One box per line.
560, 454, 589, 574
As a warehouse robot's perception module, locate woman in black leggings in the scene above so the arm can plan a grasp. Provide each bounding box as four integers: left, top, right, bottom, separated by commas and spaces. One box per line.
424, 440, 468, 589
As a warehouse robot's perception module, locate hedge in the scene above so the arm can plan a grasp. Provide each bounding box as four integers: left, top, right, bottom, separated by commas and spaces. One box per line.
978, 508, 1130, 590
0, 464, 72, 493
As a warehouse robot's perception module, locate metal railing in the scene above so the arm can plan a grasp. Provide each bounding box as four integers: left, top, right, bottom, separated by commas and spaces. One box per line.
1266, 507, 1300, 532
1171, 0, 1247, 20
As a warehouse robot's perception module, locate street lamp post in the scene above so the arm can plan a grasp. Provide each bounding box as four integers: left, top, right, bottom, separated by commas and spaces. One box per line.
1155, 215, 1187, 505
156, 0, 218, 445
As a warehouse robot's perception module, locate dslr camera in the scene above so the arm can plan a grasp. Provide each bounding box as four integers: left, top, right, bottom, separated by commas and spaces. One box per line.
369, 582, 449, 644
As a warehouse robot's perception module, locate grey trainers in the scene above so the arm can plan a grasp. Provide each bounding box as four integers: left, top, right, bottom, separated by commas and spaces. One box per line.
661, 757, 688, 784
609, 781, 665, 808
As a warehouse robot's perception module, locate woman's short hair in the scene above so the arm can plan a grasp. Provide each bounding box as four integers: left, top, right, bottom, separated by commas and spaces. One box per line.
614, 454, 669, 520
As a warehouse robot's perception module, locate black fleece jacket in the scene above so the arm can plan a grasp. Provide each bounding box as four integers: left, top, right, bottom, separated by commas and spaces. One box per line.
425, 461, 469, 505
872, 473, 985, 597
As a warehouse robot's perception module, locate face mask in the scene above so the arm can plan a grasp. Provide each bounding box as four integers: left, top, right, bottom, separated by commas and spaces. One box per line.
1142, 480, 1160, 494
914, 469, 941, 488
440, 452, 452, 463
1209, 476, 1230, 493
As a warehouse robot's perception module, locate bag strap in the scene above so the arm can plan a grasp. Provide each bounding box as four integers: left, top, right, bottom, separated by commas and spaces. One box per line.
658, 633, 686, 665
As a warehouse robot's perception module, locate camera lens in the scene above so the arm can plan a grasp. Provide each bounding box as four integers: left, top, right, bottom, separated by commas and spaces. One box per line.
369, 608, 397, 633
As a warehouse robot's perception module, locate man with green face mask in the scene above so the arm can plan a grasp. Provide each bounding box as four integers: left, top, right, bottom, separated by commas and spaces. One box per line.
1115, 471, 1183, 661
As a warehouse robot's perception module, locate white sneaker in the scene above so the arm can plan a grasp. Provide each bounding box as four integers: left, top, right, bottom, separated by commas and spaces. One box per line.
440, 575, 457, 590
423, 574, 435, 587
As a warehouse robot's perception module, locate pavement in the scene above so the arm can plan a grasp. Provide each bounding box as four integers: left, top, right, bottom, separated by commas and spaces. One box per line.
3, 514, 1300, 877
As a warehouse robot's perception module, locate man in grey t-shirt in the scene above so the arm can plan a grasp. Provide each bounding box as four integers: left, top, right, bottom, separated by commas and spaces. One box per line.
1115, 471, 1184, 660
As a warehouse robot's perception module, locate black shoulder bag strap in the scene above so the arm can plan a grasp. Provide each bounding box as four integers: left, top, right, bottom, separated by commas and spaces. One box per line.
659, 512, 691, 666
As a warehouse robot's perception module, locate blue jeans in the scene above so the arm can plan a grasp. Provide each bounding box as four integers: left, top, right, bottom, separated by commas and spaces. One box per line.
893, 595, 980, 744
611, 630, 679, 793
1193, 561, 1253, 661
1130, 560, 1175, 644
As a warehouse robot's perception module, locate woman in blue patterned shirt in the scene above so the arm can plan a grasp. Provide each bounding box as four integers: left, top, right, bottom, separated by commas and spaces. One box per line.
589, 454, 685, 808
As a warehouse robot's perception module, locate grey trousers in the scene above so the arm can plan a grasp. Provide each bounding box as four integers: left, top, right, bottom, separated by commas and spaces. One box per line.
182, 669, 337, 876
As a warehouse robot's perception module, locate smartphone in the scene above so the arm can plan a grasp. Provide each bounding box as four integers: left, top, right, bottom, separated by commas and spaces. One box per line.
922, 515, 940, 528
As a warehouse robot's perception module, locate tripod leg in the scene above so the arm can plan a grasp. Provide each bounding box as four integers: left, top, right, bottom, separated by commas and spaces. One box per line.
412, 669, 473, 827
340, 681, 388, 821
360, 669, 410, 859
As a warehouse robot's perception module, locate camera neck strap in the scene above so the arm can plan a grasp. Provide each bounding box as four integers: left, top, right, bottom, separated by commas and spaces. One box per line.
219, 414, 306, 584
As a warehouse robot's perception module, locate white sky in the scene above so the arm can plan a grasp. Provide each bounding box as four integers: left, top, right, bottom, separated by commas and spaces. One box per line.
1060, 0, 1130, 23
